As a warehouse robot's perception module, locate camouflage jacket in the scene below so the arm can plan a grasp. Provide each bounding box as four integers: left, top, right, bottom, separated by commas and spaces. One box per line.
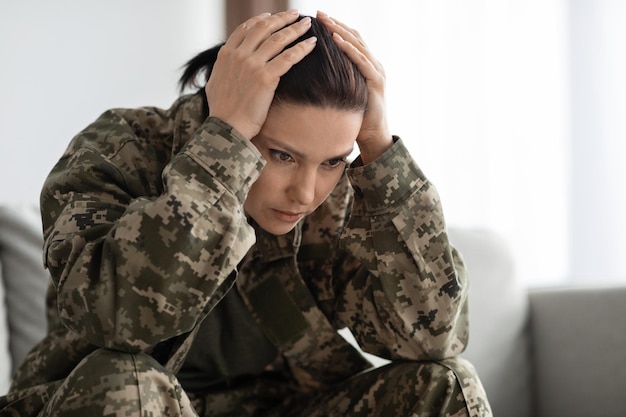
11, 93, 469, 393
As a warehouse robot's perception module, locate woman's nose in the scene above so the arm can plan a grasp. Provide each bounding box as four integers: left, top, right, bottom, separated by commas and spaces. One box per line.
288, 169, 316, 205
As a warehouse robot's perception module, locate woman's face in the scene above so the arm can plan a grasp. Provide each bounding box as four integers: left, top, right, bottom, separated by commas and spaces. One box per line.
245, 104, 363, 235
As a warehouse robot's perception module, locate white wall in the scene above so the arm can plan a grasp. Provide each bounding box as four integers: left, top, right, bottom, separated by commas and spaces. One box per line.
0, 0, 225, 205
293, 0, 626, 286
3, 1, 624, 286
293, 0, 571, 286
569, 0, 626, 283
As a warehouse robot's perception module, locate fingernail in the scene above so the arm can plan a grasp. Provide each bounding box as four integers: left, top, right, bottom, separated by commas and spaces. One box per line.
317, 10, 334, 24
306, 36, 318, 45
300, 17, 311, 26
333, 32, 344, 42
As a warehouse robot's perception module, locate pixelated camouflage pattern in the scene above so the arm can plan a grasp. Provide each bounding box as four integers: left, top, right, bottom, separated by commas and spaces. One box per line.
0, 93, 490, 416
37, 349, 197, 416
196, 356, 489, 416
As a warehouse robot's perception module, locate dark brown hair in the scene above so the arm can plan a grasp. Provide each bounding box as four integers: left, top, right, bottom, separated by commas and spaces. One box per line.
179, 15, 368, 113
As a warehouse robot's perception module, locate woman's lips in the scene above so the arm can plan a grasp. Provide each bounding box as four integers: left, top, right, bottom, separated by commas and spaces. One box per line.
272, 209, 305, 223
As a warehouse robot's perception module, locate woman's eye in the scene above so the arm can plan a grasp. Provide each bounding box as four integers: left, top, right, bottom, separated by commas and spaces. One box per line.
269, 149, 293, 163
325, 158, 347, 169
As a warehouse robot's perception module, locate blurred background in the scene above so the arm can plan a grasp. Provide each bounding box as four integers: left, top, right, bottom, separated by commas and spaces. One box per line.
1, 0, 624, 288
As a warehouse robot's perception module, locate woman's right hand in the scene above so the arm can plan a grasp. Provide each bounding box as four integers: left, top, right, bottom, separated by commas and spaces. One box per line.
206, 10, 317, 139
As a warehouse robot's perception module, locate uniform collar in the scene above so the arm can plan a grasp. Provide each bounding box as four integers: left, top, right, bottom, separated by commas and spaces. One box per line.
249, 218, 303, 263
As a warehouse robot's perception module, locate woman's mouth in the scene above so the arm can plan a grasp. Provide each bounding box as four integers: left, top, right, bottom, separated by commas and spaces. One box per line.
272, 209, 305, 223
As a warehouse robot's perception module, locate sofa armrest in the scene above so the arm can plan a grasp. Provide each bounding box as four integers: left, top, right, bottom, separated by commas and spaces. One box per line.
0, 205, 49, 394
529, 285, 626, 417
449, 228, 533, 417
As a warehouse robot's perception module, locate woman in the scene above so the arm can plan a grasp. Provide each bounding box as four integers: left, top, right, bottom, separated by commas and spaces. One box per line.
0, 10, 491, 416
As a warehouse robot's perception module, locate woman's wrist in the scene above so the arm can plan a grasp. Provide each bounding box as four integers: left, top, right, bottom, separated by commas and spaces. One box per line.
357, 134, 394, 165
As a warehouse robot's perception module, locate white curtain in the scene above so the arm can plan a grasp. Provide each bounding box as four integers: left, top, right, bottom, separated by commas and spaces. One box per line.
292, 0, 626, 286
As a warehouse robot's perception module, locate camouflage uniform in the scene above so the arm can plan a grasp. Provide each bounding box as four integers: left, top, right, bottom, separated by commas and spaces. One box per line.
0, 93, 491, 416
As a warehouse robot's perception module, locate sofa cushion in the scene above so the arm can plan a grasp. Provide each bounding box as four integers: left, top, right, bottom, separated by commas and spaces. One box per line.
449, 227, 532, 417
530, 286, 626, 417
0, 206, 49, 394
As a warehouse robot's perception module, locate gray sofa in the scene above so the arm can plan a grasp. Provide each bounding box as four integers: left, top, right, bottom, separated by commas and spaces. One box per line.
1, 205, 625, 416
0, 206, 47, 393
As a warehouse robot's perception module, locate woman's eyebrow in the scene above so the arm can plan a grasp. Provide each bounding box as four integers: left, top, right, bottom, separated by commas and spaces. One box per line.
264, 137, 354, 162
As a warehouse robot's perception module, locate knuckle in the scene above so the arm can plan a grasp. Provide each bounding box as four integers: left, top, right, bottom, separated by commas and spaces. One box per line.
215, 47, 235, 66
217, 45, 234, 58
231, 48, 249, 63
236, 21, 251, 32
280, 48, 300, 63
269, 30, 287, 44
253, 18, 272, 32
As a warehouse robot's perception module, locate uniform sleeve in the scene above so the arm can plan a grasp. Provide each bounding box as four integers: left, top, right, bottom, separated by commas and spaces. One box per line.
336, 138, 469, 361
41, 113, 263, 352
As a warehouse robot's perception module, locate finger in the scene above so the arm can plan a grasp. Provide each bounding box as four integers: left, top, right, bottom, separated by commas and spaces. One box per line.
236, 9, 301, 52
255, 16, 313, 61
332, 32, 385, 86
316, 11, 362, 45
265, 36, 317, 78
317, 11, 384, 75
226, 12, 273, 48
317, 12, 376, 65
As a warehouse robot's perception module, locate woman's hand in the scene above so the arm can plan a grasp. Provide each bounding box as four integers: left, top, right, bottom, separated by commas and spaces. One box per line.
206, 10, 317, 140
317, 11, 393, 165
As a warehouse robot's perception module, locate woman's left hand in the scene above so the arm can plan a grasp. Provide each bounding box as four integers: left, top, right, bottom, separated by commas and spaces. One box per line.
317, 11, 393, 165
